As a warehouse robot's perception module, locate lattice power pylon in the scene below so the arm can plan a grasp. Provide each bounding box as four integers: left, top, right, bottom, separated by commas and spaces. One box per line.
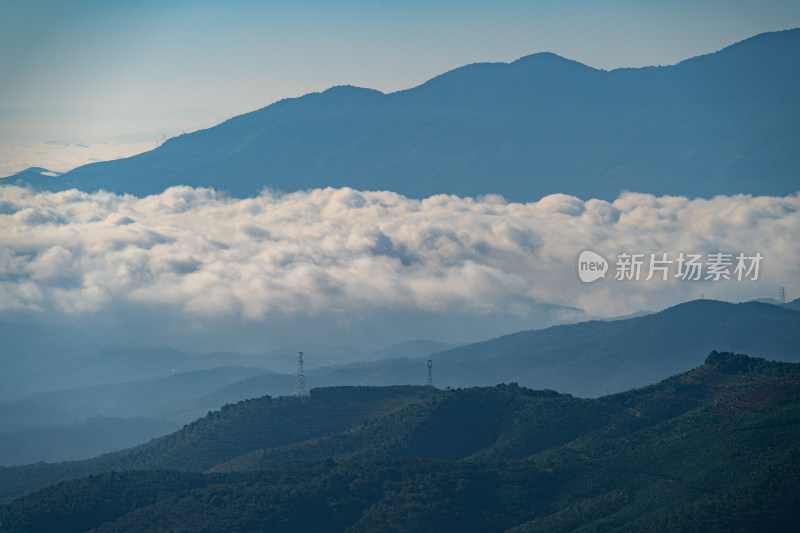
294, 351, 308, 397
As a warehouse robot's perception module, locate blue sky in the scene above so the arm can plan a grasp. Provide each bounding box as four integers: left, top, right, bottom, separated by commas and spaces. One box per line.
2, 0, 799, 140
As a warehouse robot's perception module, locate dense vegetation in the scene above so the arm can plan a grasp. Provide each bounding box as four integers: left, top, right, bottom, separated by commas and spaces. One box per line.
0, 385, 436, 504
210, 386, 619, 472
1, 351, 799, 531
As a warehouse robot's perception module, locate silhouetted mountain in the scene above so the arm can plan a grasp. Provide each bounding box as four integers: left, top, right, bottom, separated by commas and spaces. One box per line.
785, 297, 800, 310
0, 339, 230, 402
2, 353, 799, 531
276, 300, 800, 397
0, 417, 178, 466
0, 313, 461, 404
430, 299, 800, 396
0, 320, 96, 401
10, 366, 273, 425
752, 297, 782, 305
366, 340, 459, 361
0, 167, 61, 190
5, 299, 794, 469
16, 29, 800, 200
0, 367, 291, 467
0, 316, 374, 404
0, 400, 72, 432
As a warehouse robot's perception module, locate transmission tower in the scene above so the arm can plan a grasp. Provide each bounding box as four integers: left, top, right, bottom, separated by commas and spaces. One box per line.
426, 359, 433, 387
294, 351, 308, 397
779, 286, 786, 305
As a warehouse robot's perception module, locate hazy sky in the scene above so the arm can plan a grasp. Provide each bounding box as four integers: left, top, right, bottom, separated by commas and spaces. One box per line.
2, 0, 799, 140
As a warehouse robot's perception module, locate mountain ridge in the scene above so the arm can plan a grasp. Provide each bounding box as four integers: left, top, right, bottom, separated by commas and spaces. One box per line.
0, 385, 438, 504
13, 28, 799, 200
312, 299, 800, 397
1, 352, 799, 531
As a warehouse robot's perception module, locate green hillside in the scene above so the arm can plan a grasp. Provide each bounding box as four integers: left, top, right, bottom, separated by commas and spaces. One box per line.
1, 352, 799, 531
210, 385, 621, 472
0, 386, 436, 504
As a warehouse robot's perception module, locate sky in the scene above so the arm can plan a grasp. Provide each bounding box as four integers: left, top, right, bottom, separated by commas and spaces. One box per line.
1, 0, 799, 146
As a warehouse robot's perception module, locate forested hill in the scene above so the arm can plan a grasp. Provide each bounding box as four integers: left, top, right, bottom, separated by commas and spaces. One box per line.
23, 29, 800, 201
0, 386, 437, 504
1, 352, 799, 531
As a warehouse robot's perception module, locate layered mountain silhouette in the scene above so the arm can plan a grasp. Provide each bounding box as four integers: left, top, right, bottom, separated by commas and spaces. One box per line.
2, 299, 798, 483
2, 299, 797, 443
291, 299, 800, 398
2, 353, 799, 530
428, 299, 800, 396
15, 29, 800, 200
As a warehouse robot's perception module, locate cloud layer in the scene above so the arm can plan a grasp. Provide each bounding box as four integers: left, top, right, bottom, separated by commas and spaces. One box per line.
0, 141, 156, 178
1, 185, 798, 329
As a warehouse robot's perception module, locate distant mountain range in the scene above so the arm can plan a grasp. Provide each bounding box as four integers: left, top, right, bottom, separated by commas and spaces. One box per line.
2, 352, 799, 530
429, 299, 800, 396
0, 331, 451, 466
0, 417, 178, 466
2, 298, 796, 469
7, 29, 799, 200
296, 299, 800, 397
0, 317, 450, 403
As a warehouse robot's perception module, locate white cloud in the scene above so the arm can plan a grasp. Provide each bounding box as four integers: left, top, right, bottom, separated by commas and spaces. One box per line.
0, 141, 156, 177
0, 185, 798, 325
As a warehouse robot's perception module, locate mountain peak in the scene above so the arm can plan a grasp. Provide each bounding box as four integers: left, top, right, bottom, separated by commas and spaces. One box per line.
29, 30, 800, 200
510, 51, 597, 71
322, 84, 383, 96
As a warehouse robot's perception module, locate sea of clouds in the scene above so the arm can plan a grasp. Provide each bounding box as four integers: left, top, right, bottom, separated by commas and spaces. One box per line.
1, 185, 798, 347
0, 141, 156, 178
